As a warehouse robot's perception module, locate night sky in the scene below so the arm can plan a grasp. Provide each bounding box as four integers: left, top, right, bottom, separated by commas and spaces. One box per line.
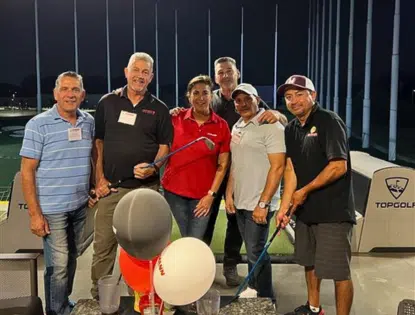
0, 0, 414, 107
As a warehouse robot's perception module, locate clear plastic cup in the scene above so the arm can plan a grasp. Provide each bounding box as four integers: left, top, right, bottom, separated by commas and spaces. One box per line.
98, 275, 121, 314
196, 289, 220, 315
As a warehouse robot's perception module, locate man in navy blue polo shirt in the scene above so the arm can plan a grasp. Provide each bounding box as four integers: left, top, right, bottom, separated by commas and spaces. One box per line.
276, 75, 356, 315
20, 71, 94, 315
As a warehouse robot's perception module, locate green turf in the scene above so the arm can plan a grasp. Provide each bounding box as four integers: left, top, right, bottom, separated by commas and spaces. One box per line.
169, 207, 294, 255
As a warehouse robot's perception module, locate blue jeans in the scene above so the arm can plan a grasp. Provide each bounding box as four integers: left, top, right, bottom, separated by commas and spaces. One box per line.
43, 207, 86, 315
236, 209, 275, 301
164, 190, 211, 240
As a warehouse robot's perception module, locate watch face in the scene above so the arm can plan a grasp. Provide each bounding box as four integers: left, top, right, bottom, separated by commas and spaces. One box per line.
259, 202, 266, 208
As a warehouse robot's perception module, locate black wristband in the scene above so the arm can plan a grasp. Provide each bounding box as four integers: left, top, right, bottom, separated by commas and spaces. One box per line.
208, 190, 217, 198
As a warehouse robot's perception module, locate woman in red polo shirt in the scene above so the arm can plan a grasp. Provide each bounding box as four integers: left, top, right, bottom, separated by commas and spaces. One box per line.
162, 75, 231, 239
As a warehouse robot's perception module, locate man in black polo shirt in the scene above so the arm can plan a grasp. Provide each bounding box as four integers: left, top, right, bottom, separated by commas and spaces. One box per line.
90, 52, 173, 299
275, 75, 355, 315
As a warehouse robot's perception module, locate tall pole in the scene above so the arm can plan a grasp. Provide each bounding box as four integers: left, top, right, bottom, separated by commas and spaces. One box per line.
362, 0, 373, 148
132, 0, 136, 52
307, 0, 312, 76
74, 0, 79, 73
273, 4, 278, 109
208, 9, 211, 77
310, 0, 315, 82
333, 0, 341, 114
155, 2, 159, 98
326, 0, 333, 110
105, 0, 111, 93
175, 9, 178, 106
319, 0, 325, 105
389, 0, 400, 161
346, 0, 355, 137
34, 0, 41, 113
240, 7, 244, 82
314, 0, 319, 91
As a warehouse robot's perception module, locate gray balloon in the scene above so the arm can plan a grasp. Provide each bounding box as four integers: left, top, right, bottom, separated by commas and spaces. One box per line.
113, 188, 172, 260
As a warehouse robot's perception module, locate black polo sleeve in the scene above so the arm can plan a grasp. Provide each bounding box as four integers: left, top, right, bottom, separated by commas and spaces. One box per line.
94, 97, 106, 140
156, 106, 174, 145
321, 116, 348, 161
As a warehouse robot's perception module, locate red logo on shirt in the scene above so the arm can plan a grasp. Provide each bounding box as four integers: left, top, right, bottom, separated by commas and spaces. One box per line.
142, 109, 156, 115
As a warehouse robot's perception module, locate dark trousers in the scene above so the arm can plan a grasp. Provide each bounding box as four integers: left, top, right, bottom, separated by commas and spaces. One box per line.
236, 209, 275, 300
203, 177, 243, 267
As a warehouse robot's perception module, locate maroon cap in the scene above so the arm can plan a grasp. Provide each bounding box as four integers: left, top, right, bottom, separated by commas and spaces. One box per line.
277, 75, 315, 96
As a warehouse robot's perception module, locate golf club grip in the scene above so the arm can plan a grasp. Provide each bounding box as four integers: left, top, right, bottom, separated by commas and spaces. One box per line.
234, 208, 292, 298
108, 177, 135, 189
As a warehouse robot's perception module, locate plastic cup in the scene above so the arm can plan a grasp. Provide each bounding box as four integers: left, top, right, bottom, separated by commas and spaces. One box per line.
196, 289, 220, 315
98, 275, 121, 314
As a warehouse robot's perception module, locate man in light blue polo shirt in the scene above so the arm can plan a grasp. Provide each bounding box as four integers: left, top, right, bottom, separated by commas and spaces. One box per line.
225, 83, 286, 304
20, 71, 94, 315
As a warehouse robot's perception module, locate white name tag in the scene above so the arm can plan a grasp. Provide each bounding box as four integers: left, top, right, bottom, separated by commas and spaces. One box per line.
118, 110, 137, 126
231, 131, 242, 144
68, 128, 82, 141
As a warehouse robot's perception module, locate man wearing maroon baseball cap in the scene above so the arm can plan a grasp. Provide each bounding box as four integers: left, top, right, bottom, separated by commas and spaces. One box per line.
277, 74, 316, 96
276, 75, 356, 315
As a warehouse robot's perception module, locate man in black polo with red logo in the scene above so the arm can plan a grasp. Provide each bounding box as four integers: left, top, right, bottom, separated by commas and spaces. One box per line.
275, 75, 356, 315
90, 52, 173, 299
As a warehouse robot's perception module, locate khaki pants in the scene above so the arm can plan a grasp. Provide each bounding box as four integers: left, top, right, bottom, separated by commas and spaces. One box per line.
90, 184, 159, 299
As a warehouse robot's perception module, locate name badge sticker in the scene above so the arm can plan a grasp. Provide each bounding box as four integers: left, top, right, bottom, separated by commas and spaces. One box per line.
118, 110, 137, 126
231, 130, 243, 144
68, 128, 82, 141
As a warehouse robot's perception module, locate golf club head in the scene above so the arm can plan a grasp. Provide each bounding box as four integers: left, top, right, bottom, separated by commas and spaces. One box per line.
201, 137, 215, 150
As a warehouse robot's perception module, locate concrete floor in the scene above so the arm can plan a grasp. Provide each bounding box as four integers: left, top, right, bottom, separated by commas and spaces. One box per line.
31, 245, 414, 315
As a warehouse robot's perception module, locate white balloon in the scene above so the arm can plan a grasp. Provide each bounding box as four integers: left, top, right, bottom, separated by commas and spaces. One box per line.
153, 237, 216, 306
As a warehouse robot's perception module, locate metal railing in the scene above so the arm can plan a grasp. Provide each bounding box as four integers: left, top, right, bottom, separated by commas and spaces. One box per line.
0, 187, 11, 202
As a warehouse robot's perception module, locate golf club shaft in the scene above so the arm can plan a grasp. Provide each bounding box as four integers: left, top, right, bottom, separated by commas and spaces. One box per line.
143, 136, 207, 168
234, 209, 292, 298
105, 137, 208, 188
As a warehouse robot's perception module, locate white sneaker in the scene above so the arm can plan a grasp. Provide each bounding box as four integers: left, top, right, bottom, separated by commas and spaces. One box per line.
239, 287, 258, 298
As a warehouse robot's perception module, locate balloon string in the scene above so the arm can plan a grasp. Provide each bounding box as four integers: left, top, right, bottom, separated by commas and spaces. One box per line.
158, 301, 164, 315
149, 260, 156, 315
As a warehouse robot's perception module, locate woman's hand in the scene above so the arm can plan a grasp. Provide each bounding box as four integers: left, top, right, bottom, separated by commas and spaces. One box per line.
194, 195, 214, 218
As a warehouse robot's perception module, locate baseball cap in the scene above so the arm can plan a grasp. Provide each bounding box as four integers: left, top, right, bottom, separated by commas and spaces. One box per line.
231, 83, 258, 99
277, 75, 315, 96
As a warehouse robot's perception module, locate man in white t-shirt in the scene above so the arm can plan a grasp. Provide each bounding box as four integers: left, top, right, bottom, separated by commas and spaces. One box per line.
225, 83, 286, 303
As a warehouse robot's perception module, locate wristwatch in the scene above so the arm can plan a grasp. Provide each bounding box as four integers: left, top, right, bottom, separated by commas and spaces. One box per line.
258, 201, 271, 209
208, 190, 218, 198
153, 164, 160, 175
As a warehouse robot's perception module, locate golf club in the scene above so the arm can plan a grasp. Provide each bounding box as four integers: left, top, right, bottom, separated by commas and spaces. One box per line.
226, 208, 292, 305
144, 136, 215, 169
104, 136, 215, 189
